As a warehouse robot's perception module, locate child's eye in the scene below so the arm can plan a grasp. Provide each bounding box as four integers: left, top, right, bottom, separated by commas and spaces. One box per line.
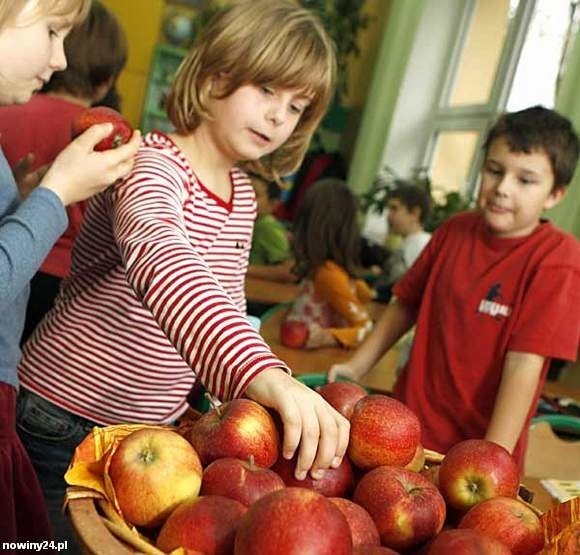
289, 104, 304, 115
519, 177, 536, 185
261, 86, 275, 96
485, 166, 502, 176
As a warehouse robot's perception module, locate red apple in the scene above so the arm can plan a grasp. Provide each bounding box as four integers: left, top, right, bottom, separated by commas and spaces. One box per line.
280, 320, 309, 348
272, 454, 354, 498
438, 439, 520, 513
71, 106, 133, 151
156, 495, 246, 554
234, 487, 352, 554
427, 528, 511, 554
189, 398, 280, 468
329, 497, 380, 548
317, 381, 367, 419
459, 496, 544, 555
348, 394, 421, 469
405, 444, 426, 472
353, 466, 446, 551
106, 428, 202, 528
200, 456, 284, 506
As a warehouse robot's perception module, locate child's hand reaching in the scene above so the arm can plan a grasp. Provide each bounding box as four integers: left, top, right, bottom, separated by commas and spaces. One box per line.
244, 367, 350, 480
327, 362, 365, 383
39, 123, 141, 206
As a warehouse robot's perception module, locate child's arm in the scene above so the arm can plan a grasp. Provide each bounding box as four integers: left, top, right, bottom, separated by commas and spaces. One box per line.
328, 298, 415, 381
485, 351, 545, 453
310, 263, 373, 348
0, 125, 140, 309
245, 367, 350, 480
246, 259, 295, 282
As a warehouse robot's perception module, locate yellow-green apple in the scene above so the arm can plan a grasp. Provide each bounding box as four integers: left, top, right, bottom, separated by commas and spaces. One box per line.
348, 394, 421, 469
353, 466, 446, 551
272, 453, 354, 498
405, 444, 426, 472
459, 496, 544, 555
156, 495, 247, 554
234, 487, 352, 554
317, 381, 367, 419
427, 528, 511, 554
329, 497, 380, 549
438, 439, 520, 513
189, 398, 280, 468
280, 320, 308, 348
107, 428, 202, 527
200, 456, 284, 506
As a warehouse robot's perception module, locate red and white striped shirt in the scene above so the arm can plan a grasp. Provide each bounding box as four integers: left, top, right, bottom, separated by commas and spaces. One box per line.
18, 131, 289, 425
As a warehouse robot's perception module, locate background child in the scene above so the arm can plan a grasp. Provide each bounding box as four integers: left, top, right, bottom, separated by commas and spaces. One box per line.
0, 0, 128, 343
283, 178, 374, 349
17, 0, 349, 544
0, 0, 140, 544
374, 182, 432, 302
247, 172, 294, 282
329, 106, 580, 470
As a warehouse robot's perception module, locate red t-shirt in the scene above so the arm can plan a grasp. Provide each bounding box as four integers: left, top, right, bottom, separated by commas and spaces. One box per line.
0, 94, 86, 277
393, 211, 580, 467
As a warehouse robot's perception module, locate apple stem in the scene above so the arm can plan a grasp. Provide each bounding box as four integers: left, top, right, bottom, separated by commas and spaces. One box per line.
204, 392, 222, 417
248, 455, 255, 470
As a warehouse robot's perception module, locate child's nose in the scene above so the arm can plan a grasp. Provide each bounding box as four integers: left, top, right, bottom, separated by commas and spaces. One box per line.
266, 100, 286, 126
50, 40, 67, 71
495, 175, 512, 195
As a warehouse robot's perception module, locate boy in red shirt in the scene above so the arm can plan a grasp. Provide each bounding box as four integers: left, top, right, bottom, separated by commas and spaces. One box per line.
329, 106, 579, 468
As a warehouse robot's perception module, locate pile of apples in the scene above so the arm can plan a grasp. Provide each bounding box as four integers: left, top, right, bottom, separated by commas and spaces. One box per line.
105, 382, 545, 554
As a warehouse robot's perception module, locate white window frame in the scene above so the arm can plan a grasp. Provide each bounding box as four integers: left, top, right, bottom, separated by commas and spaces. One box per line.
423, 0, 537, 198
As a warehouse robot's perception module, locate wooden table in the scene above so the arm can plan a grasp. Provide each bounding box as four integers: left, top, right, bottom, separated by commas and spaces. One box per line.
259, 302, 397, 394
543, 380, 580, 402
245, 276, 299, 305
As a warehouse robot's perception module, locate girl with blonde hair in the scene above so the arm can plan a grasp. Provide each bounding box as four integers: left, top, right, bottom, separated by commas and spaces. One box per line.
18, 0, 349, 542
0, 0, 140, 543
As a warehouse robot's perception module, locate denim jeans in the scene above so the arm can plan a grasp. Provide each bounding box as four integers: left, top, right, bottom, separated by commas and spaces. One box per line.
16, 389, 99, 554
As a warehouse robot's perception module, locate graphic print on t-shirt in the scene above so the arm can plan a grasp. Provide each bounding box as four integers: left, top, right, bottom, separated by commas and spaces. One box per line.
478, 282, 512, 319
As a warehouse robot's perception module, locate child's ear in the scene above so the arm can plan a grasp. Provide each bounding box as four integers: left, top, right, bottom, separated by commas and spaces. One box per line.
545, 185, 567, 210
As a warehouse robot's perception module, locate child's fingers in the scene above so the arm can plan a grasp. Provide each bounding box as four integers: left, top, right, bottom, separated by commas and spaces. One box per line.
73, 122, 114, 149
292, 405, 320, 480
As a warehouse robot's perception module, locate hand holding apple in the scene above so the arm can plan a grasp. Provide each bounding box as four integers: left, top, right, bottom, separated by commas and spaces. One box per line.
71, 106, 133, 151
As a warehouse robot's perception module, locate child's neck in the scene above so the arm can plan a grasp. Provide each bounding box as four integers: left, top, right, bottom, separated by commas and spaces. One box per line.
170, 125, 235, 202
45, 90, 93, 107
401, 221, 424, 238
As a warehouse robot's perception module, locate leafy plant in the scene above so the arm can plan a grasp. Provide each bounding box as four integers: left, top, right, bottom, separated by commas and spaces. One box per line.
360, 165, 473, 232
301, 0, 372, 101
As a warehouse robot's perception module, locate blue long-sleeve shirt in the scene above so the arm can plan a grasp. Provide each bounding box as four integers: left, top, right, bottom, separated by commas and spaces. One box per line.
0, 149, 67, 389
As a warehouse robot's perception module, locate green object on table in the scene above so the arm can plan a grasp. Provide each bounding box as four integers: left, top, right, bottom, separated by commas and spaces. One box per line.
532, 414, 580, 435
296, 373, 361, 389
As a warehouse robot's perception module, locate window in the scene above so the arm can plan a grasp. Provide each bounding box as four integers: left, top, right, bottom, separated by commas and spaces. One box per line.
424, 0, 577, 202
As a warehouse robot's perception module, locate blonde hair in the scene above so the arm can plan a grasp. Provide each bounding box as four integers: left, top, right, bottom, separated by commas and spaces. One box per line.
167, 0, 336, 180
0, 0, 90, 30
